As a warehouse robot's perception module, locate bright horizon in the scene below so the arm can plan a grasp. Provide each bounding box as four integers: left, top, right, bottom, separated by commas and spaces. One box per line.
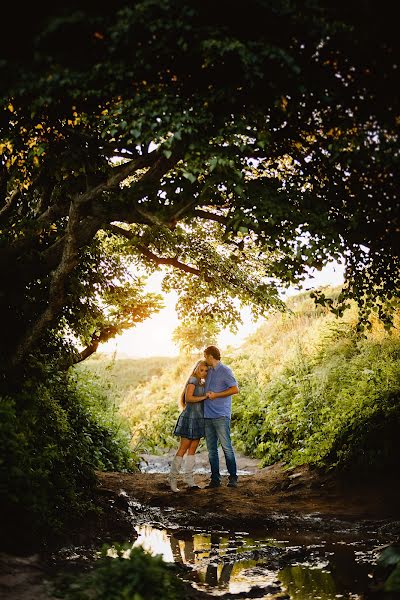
99, 261, 345, 359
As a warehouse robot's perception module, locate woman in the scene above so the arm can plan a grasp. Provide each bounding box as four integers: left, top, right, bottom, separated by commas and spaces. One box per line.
168, 360, 210, 492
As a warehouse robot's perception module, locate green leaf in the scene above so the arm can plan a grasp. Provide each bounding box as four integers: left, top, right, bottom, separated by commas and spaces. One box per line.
182, 171, 197, 183
384, 564, 400, 592
378, 546, 400, 568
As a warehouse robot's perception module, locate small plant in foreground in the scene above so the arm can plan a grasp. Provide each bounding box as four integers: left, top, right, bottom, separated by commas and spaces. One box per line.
54, 542, 186, 600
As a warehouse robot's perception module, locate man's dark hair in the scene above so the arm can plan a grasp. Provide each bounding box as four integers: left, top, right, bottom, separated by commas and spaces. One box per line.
204, 345, 221, 360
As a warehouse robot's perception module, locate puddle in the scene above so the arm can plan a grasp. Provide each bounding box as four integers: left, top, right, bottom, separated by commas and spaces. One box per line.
139, 451, 258, 475
139, 460, 254, 476
47, 496, 399, 599
131, 524, 380, 598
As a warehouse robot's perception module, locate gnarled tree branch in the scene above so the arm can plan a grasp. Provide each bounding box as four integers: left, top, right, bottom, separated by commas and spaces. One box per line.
108, 224, 202, 276
9, 198, 86, 368
193, 209, 228, 224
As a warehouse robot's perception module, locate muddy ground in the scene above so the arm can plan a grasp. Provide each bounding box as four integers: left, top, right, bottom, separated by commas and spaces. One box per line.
98, 450, 400, 529
2, 452, 400, 600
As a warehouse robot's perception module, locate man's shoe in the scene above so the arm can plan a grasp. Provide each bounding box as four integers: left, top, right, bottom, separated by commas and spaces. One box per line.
227, 478, 238, 488
205, 480, 221, 489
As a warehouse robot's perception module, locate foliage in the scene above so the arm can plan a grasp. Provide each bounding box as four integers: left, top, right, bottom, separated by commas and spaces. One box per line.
119, 288, 400, 471
53, 542, 185, 600
230, 292, 400, 470
376, 545, 400, 593
0, 0, 399, 376
0, 365, 137, 544
172, 319, 220, 354
1, 1, 399, 546
72, 369, 140, 471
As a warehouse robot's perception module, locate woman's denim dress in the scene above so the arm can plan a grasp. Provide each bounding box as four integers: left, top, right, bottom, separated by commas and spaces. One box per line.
173, 376, 205, 439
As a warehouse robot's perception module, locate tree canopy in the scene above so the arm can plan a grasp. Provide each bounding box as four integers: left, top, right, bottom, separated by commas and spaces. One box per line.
0, 0, 398, 374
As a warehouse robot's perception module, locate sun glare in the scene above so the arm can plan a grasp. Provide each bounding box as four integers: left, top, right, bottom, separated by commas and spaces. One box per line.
99, 262, 345, 359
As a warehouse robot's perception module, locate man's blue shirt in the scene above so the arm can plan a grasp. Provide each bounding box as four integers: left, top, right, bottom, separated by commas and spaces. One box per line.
204, 362, 238, 418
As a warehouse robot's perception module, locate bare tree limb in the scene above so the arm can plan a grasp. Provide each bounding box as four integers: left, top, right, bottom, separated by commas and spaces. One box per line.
73, 338, 101, 364
62, 324, 119, 368
137, 244, 202, 275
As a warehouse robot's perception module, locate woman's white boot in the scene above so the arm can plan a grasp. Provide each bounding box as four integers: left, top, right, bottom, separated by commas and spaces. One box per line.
183, 455, 198, 488
168, 455, 182, 492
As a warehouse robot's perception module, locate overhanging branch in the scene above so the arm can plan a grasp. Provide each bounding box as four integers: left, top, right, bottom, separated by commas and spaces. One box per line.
108, 224, 202, 276
193, 209, 228, 225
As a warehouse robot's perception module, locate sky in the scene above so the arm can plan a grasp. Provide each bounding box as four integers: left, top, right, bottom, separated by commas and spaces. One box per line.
99, 260, 345, 359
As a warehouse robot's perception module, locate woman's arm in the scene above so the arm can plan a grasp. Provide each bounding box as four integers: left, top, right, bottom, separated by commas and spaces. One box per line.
206, 385, 239, 400
185, 383, 208, 403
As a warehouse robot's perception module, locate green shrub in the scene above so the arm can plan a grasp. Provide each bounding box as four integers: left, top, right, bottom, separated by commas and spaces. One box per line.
54, 543, 185, 600
230, 299, 400, 471
376, 545, 400, 592
0, 366, 138, 546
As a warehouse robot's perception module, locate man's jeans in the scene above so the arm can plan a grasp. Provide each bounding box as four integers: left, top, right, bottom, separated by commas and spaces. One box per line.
205, 417, 237, 482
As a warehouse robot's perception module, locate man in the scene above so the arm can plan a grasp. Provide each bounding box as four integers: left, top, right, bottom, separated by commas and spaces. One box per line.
203, 345, 239, 488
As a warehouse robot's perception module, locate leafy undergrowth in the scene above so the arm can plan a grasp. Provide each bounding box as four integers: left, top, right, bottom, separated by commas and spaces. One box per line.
0, 365, 137, 548
53, 543, 186, 600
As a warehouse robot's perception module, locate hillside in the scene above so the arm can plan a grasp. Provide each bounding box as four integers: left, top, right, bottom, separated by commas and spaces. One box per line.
100, 287, 400, 471
75, 354, 179, 406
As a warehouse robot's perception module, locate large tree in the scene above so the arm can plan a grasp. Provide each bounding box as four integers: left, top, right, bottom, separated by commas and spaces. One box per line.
0, 0, 398, 375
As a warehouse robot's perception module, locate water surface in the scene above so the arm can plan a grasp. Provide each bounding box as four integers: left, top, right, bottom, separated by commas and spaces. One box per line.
132, 523, 380, 598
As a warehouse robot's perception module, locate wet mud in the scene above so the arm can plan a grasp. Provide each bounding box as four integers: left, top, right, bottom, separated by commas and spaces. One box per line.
2, 455, 400, 599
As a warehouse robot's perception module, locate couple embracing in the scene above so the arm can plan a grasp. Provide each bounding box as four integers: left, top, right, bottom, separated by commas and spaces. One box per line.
167, 345, 239, 492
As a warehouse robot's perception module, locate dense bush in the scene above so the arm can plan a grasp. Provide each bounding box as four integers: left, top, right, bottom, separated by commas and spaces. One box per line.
230, 296, 400, 471
0, 366, 137, 546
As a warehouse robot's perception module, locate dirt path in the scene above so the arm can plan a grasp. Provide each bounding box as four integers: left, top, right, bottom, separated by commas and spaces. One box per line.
97, 451, 400, 533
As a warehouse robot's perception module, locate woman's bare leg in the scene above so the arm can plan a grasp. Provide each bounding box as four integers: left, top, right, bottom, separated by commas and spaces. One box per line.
187, 439, 200, 455
176, 437, 192, 457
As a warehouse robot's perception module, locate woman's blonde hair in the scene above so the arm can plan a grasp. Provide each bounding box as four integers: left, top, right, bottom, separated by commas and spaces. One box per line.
178, 360, 208, 410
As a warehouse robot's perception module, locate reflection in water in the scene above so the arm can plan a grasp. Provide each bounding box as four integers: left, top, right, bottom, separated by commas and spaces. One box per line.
132, 524, 377, 598
132, 525, 174, 562
279, 565, 338, 600
278, 542, 374, 600
132, 525, 269, 592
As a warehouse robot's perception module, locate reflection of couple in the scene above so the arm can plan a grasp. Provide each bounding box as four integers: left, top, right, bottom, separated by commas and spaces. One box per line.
168, 345, 239, 491
170, 530, 235, 589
